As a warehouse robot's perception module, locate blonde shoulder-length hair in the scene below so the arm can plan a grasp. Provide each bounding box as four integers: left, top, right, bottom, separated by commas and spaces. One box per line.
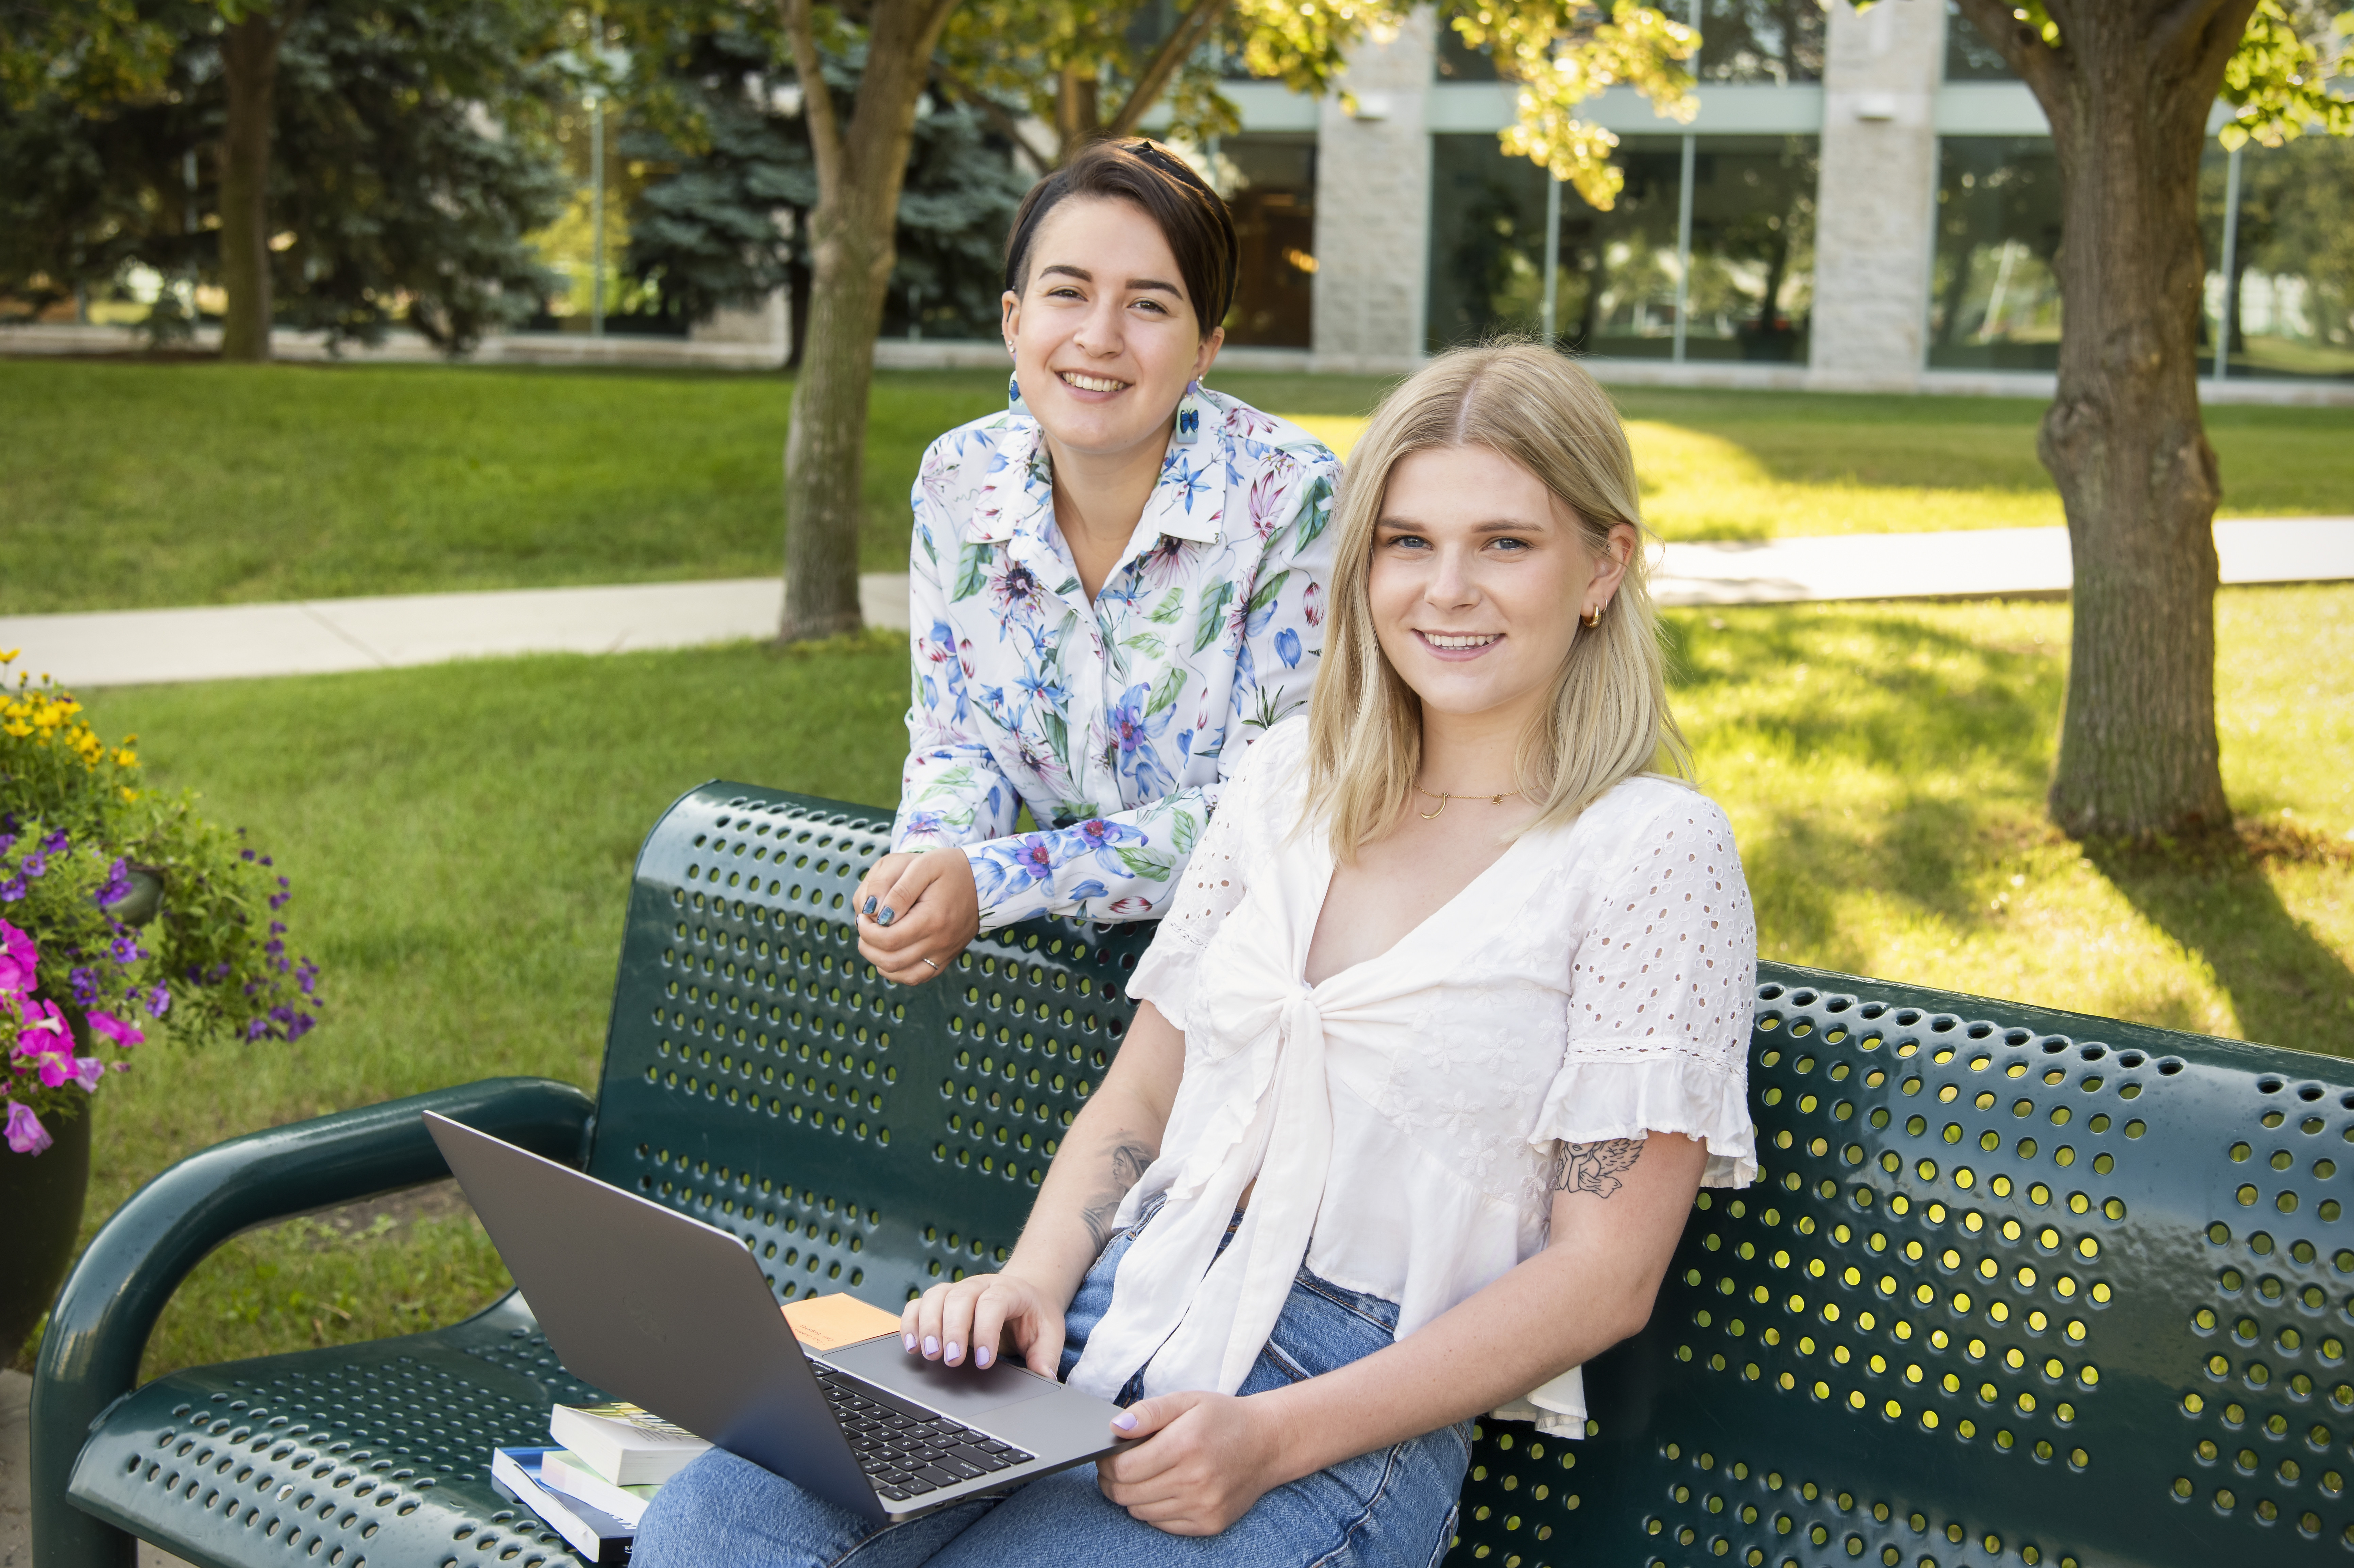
1303, 341, 1690, 859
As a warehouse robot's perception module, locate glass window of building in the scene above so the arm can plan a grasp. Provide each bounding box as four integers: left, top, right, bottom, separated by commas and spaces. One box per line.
1942, 0, 2015, 80
1927, 136, 2062, 369
1434, 20, 1501, 80
1694, 0, 1826, 84
1682, 135, 1817, 360
1213, 135, 1317, 347
1426, 132, 1815, 363
1426, 133, 1683, 355
2200, 135, 2354, 382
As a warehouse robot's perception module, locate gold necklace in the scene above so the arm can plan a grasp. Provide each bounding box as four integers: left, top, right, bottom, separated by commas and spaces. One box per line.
1413, 782, 1519, 820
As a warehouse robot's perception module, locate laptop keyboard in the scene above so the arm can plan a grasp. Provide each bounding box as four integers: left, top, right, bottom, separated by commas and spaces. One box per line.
819, 1376, 1036, 1502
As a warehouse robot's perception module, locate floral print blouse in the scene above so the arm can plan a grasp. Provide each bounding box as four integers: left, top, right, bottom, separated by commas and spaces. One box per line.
893, 381, 1339, 931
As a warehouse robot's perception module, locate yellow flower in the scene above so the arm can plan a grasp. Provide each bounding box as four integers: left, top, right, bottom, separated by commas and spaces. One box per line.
114, 748, 138, 767
2, 721, 29, 739
0, 648, 15, 662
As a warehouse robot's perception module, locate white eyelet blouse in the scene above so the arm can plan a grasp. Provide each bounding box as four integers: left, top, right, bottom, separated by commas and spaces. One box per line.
1064, 718, 1759, 1434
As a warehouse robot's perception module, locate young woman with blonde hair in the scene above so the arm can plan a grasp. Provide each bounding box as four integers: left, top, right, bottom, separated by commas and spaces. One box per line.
635, 343, 1757, 1566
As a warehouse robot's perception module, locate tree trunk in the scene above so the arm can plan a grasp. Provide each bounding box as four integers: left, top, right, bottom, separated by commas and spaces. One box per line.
1056, 66, 1101, 159
778, 0, 961, 641
218, 13, 284, 363
1954, 0, 2256, 839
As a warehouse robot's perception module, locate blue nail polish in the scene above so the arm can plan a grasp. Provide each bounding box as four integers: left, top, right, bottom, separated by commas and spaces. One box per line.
863, 896, 877, 915
976, 1345, 993, 1368
924, 1336, 939, 1358
1112, 1412, 1138, 1431
878, 908, 895, 926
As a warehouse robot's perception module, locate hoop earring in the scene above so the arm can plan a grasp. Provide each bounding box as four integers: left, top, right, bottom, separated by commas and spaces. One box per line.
1579, 605, 1603, 629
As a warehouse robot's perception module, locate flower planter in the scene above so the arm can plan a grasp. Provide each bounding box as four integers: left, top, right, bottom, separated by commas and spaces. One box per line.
0, 1098, 90, 1366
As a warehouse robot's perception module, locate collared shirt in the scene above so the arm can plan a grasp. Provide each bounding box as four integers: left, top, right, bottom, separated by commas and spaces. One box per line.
893, 383, 1338, 930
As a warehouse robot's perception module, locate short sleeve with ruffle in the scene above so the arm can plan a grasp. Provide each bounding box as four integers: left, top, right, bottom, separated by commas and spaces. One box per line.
1125, 722, 1296, 1035
1530, 793, 1759, 1188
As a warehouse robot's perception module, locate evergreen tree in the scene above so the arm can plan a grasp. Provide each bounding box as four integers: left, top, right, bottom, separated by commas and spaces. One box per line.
0, 0, 570, 353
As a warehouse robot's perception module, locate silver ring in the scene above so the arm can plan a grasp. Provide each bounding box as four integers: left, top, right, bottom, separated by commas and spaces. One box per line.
921, 956, 940, 971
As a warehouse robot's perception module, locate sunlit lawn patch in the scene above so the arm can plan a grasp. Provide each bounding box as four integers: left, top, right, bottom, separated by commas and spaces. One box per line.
5, 360, 2344, 613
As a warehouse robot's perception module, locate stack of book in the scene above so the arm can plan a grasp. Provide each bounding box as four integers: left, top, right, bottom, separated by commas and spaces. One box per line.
491, 1402, 707, 1564
488, 1291, 905, 1561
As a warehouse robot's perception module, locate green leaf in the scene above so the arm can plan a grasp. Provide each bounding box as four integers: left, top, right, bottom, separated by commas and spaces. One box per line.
1121, 630, 1168, 660
1191, 579, 1237, 655
1114, 846, 1176, 880
1244, 568, 1292, 619
1148, 587, 1186, 624
1036, 709, 1068, 765
1169, 809, 1200, 856
1145, 668, 1188, 719
953, 543, 993, 601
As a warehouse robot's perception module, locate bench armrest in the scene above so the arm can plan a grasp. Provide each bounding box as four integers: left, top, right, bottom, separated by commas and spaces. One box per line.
31, 1076, 593, 1568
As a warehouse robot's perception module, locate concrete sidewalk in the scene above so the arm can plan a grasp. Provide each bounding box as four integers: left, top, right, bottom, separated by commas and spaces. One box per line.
2, 518, 2347, 689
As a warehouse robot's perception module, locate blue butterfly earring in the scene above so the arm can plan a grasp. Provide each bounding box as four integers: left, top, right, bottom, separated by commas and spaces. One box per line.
1007, 371, 1030, 417
1174, 380, 1204, 445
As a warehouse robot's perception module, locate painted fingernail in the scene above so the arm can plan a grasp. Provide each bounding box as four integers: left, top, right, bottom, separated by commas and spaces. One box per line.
878, 908, 896, 926
945, 1341, 963, 1364
976, 1345, 994, 1368
863, 896, 877, 915
903, 1332, 917, 1352
924, 1336, 939, 1358
1112, 1412, 1138, 1431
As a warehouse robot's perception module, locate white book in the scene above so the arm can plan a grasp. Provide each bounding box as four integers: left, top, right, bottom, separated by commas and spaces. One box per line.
539, 1448, 662, 1529
547, 1401, 712, 1487
488, 1447, 634, 1565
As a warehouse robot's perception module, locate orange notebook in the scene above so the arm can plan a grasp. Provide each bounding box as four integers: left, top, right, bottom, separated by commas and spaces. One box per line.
781, 1291, 904, 1351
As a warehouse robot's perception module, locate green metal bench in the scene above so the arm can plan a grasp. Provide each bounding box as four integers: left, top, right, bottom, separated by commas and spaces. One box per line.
33, 781, 2354, 1568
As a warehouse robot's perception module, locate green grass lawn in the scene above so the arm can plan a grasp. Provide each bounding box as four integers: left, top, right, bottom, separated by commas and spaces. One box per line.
14, 584, 2348, 1384
5, 358, 2349, 614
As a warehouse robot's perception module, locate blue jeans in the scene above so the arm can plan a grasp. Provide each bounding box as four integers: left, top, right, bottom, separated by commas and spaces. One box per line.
632, 1213, 1470, 1568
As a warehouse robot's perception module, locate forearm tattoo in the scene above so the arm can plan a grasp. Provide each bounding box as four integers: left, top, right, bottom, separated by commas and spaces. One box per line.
1079, 1137, 1155, 1252
1551, 1137, 1646, 1200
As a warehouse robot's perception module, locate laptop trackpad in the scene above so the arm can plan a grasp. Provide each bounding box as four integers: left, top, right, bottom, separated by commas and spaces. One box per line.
827, 1336, 1058, 1418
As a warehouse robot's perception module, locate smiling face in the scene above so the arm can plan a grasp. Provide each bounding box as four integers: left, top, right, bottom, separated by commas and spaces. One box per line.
1368, 444, 1636, 731
1002, 196, 1222, 462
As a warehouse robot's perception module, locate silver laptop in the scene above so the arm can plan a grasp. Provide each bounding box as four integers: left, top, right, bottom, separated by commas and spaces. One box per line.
423, 1112, 1124, 1524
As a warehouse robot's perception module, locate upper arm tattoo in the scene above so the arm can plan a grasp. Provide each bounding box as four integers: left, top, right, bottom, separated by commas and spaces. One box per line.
1551, 1137, 1646, 1200
1078, 1137, 1156, 1252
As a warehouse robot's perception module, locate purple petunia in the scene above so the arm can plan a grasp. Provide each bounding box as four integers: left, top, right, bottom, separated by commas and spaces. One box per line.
144, 984, 171, 1017
69, 966, 99, 1007
109, 934, 143, 965
0, 879, 23, 903
19, 854, 45, 879
40, 830, 67, 856
5, 1101, 50, 1156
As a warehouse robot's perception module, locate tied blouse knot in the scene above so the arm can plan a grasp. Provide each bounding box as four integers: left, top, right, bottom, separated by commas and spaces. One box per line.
1066, 720, 1761, 1434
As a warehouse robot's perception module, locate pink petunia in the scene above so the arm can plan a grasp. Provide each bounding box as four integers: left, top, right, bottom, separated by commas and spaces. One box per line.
0, 918, 35, 999
4, 1100, 50, 1156
13, 998, 74, 1086
87, 1010, 145, 1049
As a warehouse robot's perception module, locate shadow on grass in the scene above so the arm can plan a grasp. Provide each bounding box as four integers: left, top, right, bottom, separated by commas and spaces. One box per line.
2086, 825, 2354, 1059
1667, 606, 2065, 973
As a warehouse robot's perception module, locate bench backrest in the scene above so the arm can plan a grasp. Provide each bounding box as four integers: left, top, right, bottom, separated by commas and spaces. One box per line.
591, 783, 2353, 1568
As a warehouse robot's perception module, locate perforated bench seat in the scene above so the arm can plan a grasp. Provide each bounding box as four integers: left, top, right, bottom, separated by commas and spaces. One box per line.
35, 782, 2354, 1568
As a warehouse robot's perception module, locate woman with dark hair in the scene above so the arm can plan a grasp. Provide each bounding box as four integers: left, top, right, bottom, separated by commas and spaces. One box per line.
851, 139, 1339, 987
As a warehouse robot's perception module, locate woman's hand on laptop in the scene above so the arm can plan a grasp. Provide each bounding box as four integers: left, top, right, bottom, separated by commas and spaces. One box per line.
900, 1269, 1066, 1378
1096, 1391, 1284, 1535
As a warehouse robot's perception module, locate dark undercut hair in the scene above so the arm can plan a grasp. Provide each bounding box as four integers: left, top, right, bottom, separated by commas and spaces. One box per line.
1003, 139, 1238, 336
